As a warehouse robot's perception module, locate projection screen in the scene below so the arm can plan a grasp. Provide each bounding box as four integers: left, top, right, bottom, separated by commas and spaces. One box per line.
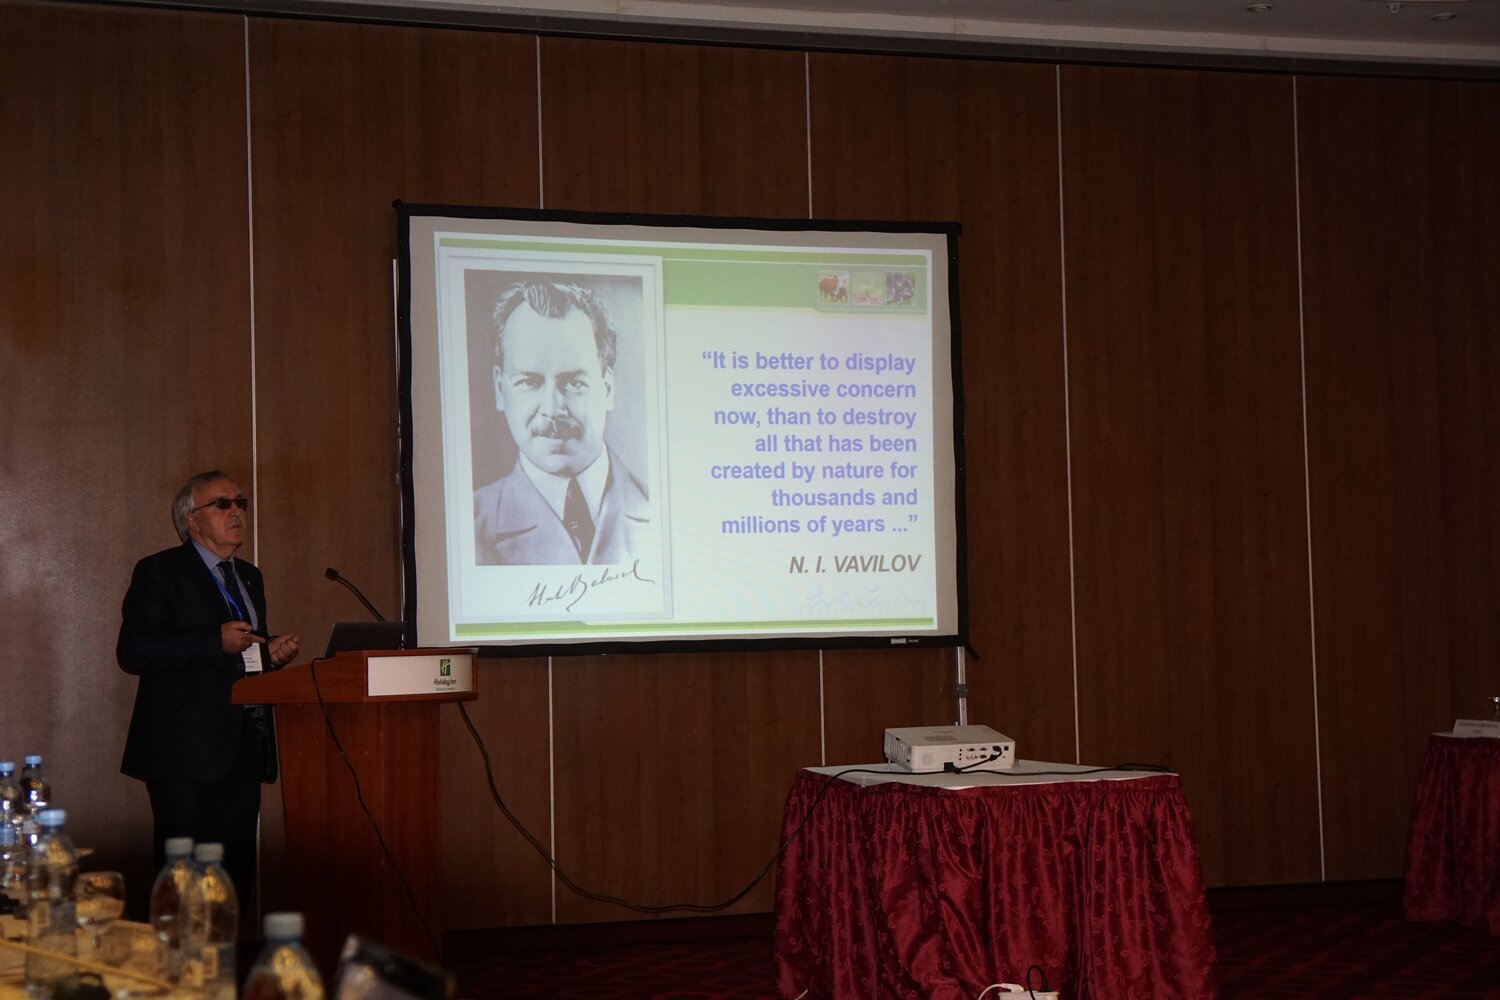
397, 205, 967, 655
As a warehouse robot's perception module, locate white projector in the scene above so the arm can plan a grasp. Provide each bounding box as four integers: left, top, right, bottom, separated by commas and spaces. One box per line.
883, 724, 1016, 773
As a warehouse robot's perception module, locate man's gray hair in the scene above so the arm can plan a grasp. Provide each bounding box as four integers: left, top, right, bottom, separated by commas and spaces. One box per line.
171, 470, 230, 542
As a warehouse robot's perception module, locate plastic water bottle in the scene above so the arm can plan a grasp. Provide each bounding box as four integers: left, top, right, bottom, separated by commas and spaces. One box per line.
243, 912, 324, 1000
0, 820, 27, 915
18, 756, 48, 848
24, 809, 78, 1000
0, 762, 25, 906
19, 756, 49, 812
180, 842, 239, 1000
0, 760, 25, 831
148, 836, 195, 981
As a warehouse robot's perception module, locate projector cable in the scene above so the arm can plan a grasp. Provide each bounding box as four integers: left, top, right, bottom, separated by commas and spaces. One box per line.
458, 700, 1177, 916
458, 701, 894, 915
944, 759, 1174, 776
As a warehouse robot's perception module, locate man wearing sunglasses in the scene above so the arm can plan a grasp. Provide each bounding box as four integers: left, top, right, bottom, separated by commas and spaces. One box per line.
117, 470, 300, 911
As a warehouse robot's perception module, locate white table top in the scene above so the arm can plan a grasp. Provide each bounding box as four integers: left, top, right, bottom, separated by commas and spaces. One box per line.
803, 759, 1173, 790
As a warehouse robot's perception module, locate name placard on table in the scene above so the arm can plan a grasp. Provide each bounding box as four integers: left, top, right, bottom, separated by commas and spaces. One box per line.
368, 652, 474, 697
1450, 719, 1500, 738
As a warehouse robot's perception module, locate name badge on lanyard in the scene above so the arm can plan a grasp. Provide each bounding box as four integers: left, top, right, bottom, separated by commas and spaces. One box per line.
242, 642, 265, 674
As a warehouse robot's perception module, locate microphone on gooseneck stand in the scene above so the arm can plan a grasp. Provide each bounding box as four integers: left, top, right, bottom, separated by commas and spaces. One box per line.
324, 567, 386, 622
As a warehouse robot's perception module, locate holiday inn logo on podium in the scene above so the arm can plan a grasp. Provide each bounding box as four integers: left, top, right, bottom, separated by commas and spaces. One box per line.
428, 655, 460, 690
367, 652, 470, 696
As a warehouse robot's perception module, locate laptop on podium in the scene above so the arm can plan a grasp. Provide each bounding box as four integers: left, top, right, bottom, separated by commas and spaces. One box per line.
322, 621, 409, 658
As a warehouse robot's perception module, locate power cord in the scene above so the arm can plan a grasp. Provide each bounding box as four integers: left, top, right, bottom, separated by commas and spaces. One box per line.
304, 656, 442, 956
457, 701, 894, 914
305, 679, 1176, 934
944, 756, 1175, 776
279, 663, 888, 943
975, 963, 1055, 998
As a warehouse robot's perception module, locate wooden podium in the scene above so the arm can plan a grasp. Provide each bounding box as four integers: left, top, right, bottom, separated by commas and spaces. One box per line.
233, 648, 478, 978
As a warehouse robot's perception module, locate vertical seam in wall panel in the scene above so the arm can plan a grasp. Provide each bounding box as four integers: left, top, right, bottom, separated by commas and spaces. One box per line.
1291, 77, 1327, 882
818, 649, 826, 765
535, 36, 556, 921
244, 17, 259, 558
808, 52, 823, 766
241, 16, 261, 901
536, 37, 545, 210
1055, 66, 1082, 765
804, 52, 813, 219
547, 656, 557, 921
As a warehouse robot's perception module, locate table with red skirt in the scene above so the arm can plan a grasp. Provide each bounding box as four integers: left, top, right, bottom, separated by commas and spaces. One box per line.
774, 761, 1219, 1000
1403, 733, 1500, 935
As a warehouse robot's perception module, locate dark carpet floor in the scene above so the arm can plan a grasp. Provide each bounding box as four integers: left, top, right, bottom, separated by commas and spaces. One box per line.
445, 882, 1500, 999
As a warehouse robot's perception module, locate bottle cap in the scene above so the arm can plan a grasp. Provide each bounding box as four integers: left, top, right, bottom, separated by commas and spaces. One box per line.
24, 756, 41, 767
0, 762, 13, 773
263, 912, 304, 940
37, 809, 64, 827
164, 837, 194, 858
193, 842, 224, 863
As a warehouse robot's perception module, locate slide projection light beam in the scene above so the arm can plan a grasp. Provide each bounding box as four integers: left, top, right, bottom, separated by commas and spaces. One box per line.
397, 204, 968, 655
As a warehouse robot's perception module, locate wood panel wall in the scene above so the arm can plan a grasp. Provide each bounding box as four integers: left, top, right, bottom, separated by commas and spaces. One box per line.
807, 54, 1076, 766
4, 0, 1498, 933
0, 1, 253, 904
1299, 75, 1500, 880
243, 15, 545, 915
1059, 66, 1321, 884
533, 39, 828, 926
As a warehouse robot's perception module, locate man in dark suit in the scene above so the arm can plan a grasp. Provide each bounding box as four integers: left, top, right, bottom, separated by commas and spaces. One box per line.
117, 471, 300, 906
473, 279, 650, 565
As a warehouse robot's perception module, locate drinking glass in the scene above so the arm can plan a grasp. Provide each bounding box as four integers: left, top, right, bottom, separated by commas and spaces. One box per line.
75, 870, 126, 959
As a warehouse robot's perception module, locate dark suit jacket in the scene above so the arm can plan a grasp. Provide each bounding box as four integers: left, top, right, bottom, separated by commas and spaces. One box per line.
117, 541, 279, 784
473, 447, 651, 566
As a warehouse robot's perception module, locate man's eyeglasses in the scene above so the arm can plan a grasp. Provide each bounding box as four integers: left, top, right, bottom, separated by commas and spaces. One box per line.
191, 497, 249, 513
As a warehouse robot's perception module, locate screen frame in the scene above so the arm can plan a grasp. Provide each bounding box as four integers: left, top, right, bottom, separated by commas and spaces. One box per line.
395, 201, 969, 658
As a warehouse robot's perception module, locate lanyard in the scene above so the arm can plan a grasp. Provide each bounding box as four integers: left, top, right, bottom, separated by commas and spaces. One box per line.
212, 562, 254, 627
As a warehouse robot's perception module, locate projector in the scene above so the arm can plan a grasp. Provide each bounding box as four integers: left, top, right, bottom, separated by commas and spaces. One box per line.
883, 724, 1015, 773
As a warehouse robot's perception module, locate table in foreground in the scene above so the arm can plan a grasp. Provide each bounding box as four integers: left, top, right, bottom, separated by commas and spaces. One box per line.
1403, 733, 1500, 935
0, 918, 176, 999
774, 761, 1219, 1000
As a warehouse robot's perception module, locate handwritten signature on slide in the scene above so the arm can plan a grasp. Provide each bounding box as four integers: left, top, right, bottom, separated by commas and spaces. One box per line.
527, 559, 657, 612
